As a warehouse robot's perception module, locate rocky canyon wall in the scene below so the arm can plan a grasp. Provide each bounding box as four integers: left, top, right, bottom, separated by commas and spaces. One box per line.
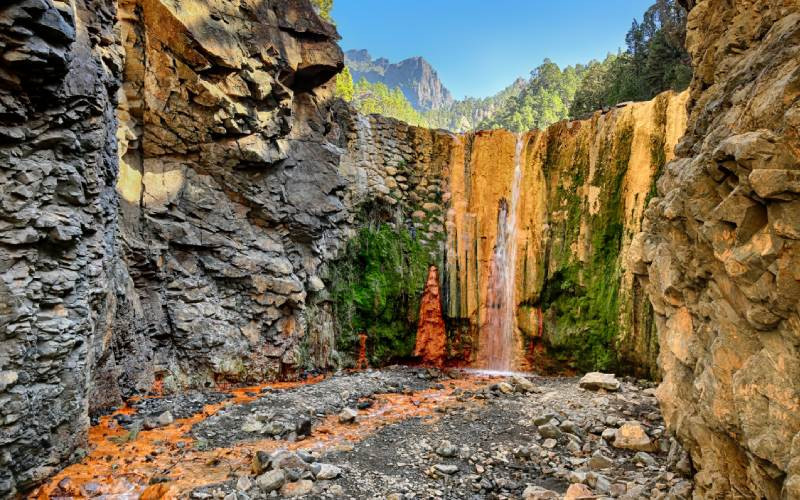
0, 0, 351, 495
0, 0, 122, 494
633, 0, 800, 497
3, 0, 796, 496
108, 0, 346, 398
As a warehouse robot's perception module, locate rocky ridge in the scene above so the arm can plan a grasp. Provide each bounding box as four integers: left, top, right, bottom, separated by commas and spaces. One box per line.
345, 49, 454, 111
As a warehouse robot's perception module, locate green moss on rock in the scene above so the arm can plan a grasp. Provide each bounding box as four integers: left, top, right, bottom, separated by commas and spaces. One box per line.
328, 222, 431, 366
538, 124, 634, 372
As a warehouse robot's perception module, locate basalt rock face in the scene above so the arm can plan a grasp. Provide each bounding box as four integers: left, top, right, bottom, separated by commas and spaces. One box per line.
632, 0, 800, 497
109, 0, 344, 393
0, 0, 123, 495
0, 0, 346, 495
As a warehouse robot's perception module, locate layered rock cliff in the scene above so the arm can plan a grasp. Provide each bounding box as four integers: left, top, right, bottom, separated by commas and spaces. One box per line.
109, 0, 346, 398
0, 0, 348, 495
633, 0, 800, 497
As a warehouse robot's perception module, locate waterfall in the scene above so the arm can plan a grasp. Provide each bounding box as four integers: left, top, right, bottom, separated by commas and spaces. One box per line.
478, 133, 524, 371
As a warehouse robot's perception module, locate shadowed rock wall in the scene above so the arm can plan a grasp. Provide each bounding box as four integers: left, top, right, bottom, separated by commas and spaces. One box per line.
0, 0, 122, 495
633, 0, 800, 497
106, 0, 346, 397
0, 0, 350, 495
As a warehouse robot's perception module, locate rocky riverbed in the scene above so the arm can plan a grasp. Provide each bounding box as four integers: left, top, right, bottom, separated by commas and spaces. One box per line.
35, 367, 692, 499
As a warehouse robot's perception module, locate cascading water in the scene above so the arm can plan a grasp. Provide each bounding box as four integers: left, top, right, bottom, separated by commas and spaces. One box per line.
478, 133, 524, 371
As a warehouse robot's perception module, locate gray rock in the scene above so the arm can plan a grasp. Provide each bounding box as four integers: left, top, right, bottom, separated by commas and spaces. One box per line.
235, 476, 252, 492
559, 420, 579, 434
339, 408, 358, 424
588, 451, 614, 470
314, 463, 342, 480
435, 440, 458, 457
633, 451, 657, 467
538, 424, 562, 439
601, 428, 618, 441
510, 375, 536, 393
533, 414, 557, 426
157, 411, 174, 426
255, 469, 286, 492
433, 464, 459, 475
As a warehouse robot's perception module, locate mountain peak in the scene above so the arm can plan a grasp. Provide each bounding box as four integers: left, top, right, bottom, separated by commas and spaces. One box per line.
345, 49, 453, 111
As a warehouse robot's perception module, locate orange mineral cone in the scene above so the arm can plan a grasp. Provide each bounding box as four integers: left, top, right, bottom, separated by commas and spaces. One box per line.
413, 266, 447, 367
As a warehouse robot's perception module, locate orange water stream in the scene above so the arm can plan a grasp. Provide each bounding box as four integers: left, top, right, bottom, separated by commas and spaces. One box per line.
32, 375, 491, 499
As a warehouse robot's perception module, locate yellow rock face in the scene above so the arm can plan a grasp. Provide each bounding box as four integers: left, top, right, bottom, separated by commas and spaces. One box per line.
443, 91, 688, 373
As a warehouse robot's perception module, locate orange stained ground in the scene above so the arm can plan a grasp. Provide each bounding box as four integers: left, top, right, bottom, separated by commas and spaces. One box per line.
32, 375, 493, 499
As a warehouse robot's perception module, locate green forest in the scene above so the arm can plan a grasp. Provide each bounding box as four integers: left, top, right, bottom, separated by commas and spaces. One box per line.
331, 0, 691, 132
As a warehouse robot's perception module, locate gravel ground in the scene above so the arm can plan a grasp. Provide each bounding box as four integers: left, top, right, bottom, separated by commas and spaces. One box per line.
187, 368, 693, 499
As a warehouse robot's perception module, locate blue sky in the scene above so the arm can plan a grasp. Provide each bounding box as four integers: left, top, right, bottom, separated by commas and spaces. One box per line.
332, 0, 653, 99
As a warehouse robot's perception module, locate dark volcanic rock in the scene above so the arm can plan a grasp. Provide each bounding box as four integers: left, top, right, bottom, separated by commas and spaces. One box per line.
0, 0, 122, 496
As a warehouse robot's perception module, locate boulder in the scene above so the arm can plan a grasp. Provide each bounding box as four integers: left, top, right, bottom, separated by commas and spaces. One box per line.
538, 424, 562, 439
156, 411, 174, 426
613, 422, 654, 451
564, 483, 594, 500
255, 469, 285, 493
339, 408, 358, 424
280, 479, 313, 497
521, 485, 560, 499
435, 440, 458, 458
510, 375, 536, 393
433, 464, 459, 475
578, 372, 620, 391
314, 463, 342, 480
588, 451, 614, 470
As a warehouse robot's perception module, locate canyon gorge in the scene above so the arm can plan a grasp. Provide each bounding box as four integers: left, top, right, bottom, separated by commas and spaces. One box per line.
0, 0, 798, 498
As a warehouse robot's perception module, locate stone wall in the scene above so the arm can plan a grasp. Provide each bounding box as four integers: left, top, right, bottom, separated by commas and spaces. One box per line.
0, 0, 122, 495
633, 0, 800, 497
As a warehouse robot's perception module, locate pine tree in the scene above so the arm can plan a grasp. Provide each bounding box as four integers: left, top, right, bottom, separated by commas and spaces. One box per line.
310, 0, 333, 21
335, 66, 355, 102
